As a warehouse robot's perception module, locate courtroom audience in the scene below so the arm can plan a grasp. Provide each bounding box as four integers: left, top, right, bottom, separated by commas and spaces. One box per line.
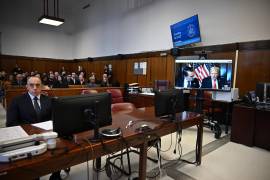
3, 65, 121, 90
53, 75, 69, 88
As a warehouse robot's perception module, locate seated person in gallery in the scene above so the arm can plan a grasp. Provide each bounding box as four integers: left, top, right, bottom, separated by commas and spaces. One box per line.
78, 74, 86, 85
68, 72, 80, 85
178, 66, 200, 88
11, 73, 26, 87
201, 66, 225, 89
100, 73, 110, 87
52, 75, 69, 88
87, 76, 98, 87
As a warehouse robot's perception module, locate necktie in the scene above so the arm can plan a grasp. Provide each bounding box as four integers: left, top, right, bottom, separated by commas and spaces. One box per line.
33, 96, 41, 115
213, 79, 217, 89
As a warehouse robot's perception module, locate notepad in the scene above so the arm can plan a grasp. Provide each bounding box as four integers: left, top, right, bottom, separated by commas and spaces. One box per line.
0, 126, 29, 143
32, 120, 53, 130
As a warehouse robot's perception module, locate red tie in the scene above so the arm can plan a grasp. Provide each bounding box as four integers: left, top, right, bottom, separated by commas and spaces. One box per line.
213, 79, 217, 89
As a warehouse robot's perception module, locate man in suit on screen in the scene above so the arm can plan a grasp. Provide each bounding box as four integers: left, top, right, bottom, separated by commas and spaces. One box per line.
201, 66, 224, 89
177, 66, 200, 88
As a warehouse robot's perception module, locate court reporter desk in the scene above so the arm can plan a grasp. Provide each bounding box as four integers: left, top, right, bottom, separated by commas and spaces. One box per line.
0, 107, 203, 180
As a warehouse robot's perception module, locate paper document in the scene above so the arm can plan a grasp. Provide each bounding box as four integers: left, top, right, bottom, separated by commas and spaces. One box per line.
32, 120, 53, 130
0, 126, 29, 142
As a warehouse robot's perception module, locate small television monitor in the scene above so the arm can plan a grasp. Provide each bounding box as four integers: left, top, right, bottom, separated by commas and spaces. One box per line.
52, 93, 112, 138
256, 82, 270, 103
154, 89, 184, 120
175, 59, 233, 91
170, 14, 201, 47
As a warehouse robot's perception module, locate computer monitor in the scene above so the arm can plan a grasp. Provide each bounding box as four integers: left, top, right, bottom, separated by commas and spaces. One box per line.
256, 82, 270, 102
52, 93, 112, 139
154, 89, 184, 120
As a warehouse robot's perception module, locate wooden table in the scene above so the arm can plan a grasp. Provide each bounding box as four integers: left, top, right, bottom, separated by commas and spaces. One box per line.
0, 107, 203, 180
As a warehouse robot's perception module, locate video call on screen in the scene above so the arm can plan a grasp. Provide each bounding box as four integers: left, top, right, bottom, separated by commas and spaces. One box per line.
175, 59, 232, 91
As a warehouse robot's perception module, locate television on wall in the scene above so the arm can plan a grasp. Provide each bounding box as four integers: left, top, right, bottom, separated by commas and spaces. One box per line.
175, 59, 233, 91
170, 14, 201, 47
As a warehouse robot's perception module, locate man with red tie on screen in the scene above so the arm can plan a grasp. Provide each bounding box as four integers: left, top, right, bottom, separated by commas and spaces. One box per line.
201, 66, 224, 89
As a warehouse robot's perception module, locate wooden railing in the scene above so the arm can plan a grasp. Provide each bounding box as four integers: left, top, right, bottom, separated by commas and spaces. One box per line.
4, 87, 124, 109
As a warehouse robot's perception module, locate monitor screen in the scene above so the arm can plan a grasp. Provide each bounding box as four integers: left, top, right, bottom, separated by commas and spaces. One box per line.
52, 93, 112, 138
170, 14, 201, 47
175, 59, 233, 91
256, 82, 270, 102
154, 89, 184, 119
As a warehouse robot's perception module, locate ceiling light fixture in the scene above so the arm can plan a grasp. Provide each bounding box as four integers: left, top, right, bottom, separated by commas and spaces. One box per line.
38, 0, 64, 26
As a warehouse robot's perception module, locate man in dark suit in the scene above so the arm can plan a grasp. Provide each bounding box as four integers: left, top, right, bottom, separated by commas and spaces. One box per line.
7, 76, 52, 126
178, 66, 200, 88
11, 73, 26, 87
6, 76, 64, 180
201, 66, 224, 89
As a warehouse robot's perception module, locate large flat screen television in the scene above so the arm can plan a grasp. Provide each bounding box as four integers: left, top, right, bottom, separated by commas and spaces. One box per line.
52, 93, 112, 139
175, 59, 233, 91
170, 14, 201, 47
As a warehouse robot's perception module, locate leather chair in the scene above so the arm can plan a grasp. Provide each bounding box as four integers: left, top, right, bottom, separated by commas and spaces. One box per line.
111, 103, 135, 114
154, 80, 169, 91
106, 88, 124, 103
81, 89, 98, 94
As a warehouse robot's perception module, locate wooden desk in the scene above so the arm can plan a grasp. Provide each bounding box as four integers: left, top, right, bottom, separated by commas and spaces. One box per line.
128, 93, 154, 108
0, 107, 203, 180
231, 104, 270, 150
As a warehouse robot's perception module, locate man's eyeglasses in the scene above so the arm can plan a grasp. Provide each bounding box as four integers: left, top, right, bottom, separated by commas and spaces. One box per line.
28, 83, 41, 88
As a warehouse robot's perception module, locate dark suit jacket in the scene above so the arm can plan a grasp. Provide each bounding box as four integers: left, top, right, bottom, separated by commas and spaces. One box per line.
201, 77, 224, 89
177, 77, 200, 88
6, 93, 52, 127
68, 78, 80, 85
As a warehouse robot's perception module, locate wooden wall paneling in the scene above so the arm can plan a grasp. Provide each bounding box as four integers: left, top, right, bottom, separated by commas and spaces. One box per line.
15, 58, 32, 73
126, 58, 138, 84
43, 60, 59, 73
166, 55, 175, 87
236, 50, 270, 96
57, 61, 73, 75
111, 59, 127, 85
0, 56, 17, 74
87, 61, 96, 77
90, 61, 102, 80
149, 56, 168, 86
32, 59, 46, 73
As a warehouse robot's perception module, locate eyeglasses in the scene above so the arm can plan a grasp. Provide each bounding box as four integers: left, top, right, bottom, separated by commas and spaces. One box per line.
28, 83, 41, 88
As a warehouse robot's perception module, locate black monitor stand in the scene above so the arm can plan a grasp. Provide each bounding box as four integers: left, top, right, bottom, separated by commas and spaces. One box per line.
195, 89, 205, 114
84, 106, 100, 142
169, 94, 177, 121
